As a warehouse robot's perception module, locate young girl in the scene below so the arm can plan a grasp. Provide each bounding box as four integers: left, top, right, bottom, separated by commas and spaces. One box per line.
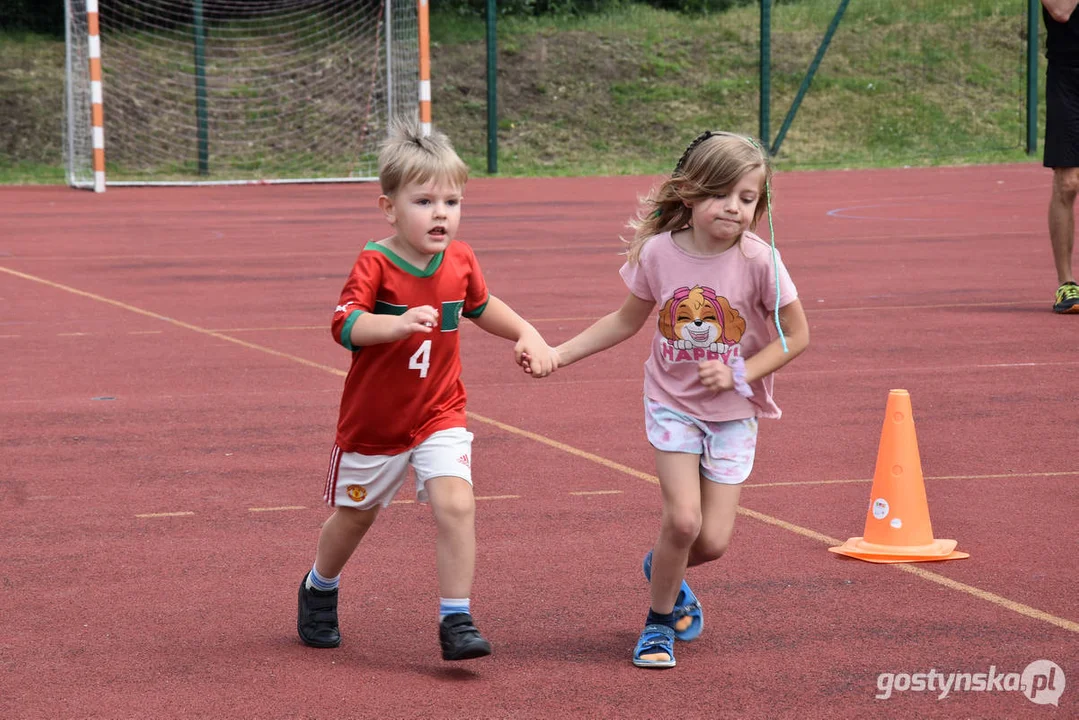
551, 131, 809, 668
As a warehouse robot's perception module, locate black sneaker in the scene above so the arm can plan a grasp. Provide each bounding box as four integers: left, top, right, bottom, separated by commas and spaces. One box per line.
1054, 282, 1079, 314
439, 612, 492, 661
297, 573, 341, 648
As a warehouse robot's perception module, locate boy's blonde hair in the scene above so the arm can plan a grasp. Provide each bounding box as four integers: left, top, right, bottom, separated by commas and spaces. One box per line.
625, 131, 773, 264
378, 120, 469, 196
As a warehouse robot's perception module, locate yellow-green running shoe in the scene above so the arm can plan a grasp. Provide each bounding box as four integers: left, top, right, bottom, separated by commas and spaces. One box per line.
1054, 282, 1079, 314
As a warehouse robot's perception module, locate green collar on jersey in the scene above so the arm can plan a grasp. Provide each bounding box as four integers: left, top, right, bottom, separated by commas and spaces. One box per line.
366, 241, 444, 277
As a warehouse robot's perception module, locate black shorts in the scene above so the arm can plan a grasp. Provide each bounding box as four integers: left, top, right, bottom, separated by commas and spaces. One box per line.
1044, 64, 1079, 168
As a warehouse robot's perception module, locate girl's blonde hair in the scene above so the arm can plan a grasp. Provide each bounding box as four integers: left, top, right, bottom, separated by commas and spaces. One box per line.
378, 120, 469, 196
625, 131, 773, 264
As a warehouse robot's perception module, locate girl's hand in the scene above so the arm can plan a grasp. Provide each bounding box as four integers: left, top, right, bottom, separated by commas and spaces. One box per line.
698, 360, 734, 392
396, 305, 439, 338
517, 342, 558, 378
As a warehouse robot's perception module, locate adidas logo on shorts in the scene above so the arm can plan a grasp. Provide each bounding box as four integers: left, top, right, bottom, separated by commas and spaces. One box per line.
457, 454, 470, 469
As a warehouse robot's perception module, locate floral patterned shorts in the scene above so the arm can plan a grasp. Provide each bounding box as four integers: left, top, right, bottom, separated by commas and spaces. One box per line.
644, 397, 759, 485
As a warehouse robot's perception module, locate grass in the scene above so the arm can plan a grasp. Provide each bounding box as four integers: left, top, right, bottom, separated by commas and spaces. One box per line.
429, 0, 1043, 176
0, 160, 66, 185
0, 0, 1047, 184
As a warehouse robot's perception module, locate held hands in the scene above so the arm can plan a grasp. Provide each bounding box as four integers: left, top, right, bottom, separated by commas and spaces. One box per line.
515, 333, 559, 378
395, 305, 439, 339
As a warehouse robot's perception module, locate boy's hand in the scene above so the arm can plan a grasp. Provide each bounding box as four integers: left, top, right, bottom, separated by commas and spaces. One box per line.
395, 305, 439, 339
516, 334, 558, 378
698, 360, 734, 392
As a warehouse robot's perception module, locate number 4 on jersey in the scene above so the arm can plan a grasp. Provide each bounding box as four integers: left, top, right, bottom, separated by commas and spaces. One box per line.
409, 339, 432, 378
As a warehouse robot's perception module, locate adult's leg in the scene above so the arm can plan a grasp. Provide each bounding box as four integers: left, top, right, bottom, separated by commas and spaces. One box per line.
1049, 167, 1079, 285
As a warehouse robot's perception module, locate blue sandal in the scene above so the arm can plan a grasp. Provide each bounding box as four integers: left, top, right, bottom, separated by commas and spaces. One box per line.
643, 550, 704, 642
633, 624, 676, 668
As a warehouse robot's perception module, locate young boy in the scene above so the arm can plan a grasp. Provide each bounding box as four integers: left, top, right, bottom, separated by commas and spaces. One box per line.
297, 121, 557, 660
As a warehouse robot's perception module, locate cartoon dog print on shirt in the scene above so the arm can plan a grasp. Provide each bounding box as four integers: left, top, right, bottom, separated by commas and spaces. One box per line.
658, 285, 746, 361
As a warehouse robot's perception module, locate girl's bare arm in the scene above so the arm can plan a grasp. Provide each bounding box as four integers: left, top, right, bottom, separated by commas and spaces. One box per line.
555, 293, 655, 367
743, 299, 810, 383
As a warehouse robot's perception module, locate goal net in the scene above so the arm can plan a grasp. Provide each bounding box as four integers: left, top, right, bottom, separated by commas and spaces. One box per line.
64, 0, 419, 187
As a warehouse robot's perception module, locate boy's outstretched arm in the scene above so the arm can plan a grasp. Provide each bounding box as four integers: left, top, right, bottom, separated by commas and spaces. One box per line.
554, 293, 654, 368
470, 295, 557, 377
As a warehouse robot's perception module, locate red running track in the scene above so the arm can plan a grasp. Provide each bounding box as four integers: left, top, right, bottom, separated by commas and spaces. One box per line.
1, 163, 1076, 719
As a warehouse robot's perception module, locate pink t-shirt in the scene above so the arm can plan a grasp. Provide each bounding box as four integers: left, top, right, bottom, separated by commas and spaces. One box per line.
620, 230, 799, 421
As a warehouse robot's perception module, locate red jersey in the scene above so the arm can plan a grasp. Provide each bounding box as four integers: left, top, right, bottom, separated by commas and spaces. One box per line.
331, 240, 489, 455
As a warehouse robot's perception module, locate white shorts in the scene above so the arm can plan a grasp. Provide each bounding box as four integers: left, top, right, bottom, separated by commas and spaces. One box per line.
644, 397, 758, 485
323, 427, 474, 510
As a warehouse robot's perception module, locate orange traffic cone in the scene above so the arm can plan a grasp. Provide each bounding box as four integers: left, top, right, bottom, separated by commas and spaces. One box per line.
829, 389, 968, 564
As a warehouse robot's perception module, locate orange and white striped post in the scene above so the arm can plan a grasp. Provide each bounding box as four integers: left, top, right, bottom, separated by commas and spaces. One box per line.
418, 0, 431, 136
86, 0, 106, 192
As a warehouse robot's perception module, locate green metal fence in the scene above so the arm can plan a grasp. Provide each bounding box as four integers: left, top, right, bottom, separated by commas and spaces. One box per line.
757, 0, 1039, 165
477, 0, 1042, 172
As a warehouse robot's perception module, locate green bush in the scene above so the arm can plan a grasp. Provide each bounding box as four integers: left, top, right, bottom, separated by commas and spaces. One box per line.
641, 0, 754, 15
440, 0, 758, 18
0, 0, 64, 36
0, 0, 764, 33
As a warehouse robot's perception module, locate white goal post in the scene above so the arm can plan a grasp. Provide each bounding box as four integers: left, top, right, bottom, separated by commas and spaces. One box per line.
64, 0, 420, 190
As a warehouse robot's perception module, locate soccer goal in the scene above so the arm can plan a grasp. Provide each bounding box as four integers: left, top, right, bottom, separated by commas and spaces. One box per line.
64, 0, 421, 190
